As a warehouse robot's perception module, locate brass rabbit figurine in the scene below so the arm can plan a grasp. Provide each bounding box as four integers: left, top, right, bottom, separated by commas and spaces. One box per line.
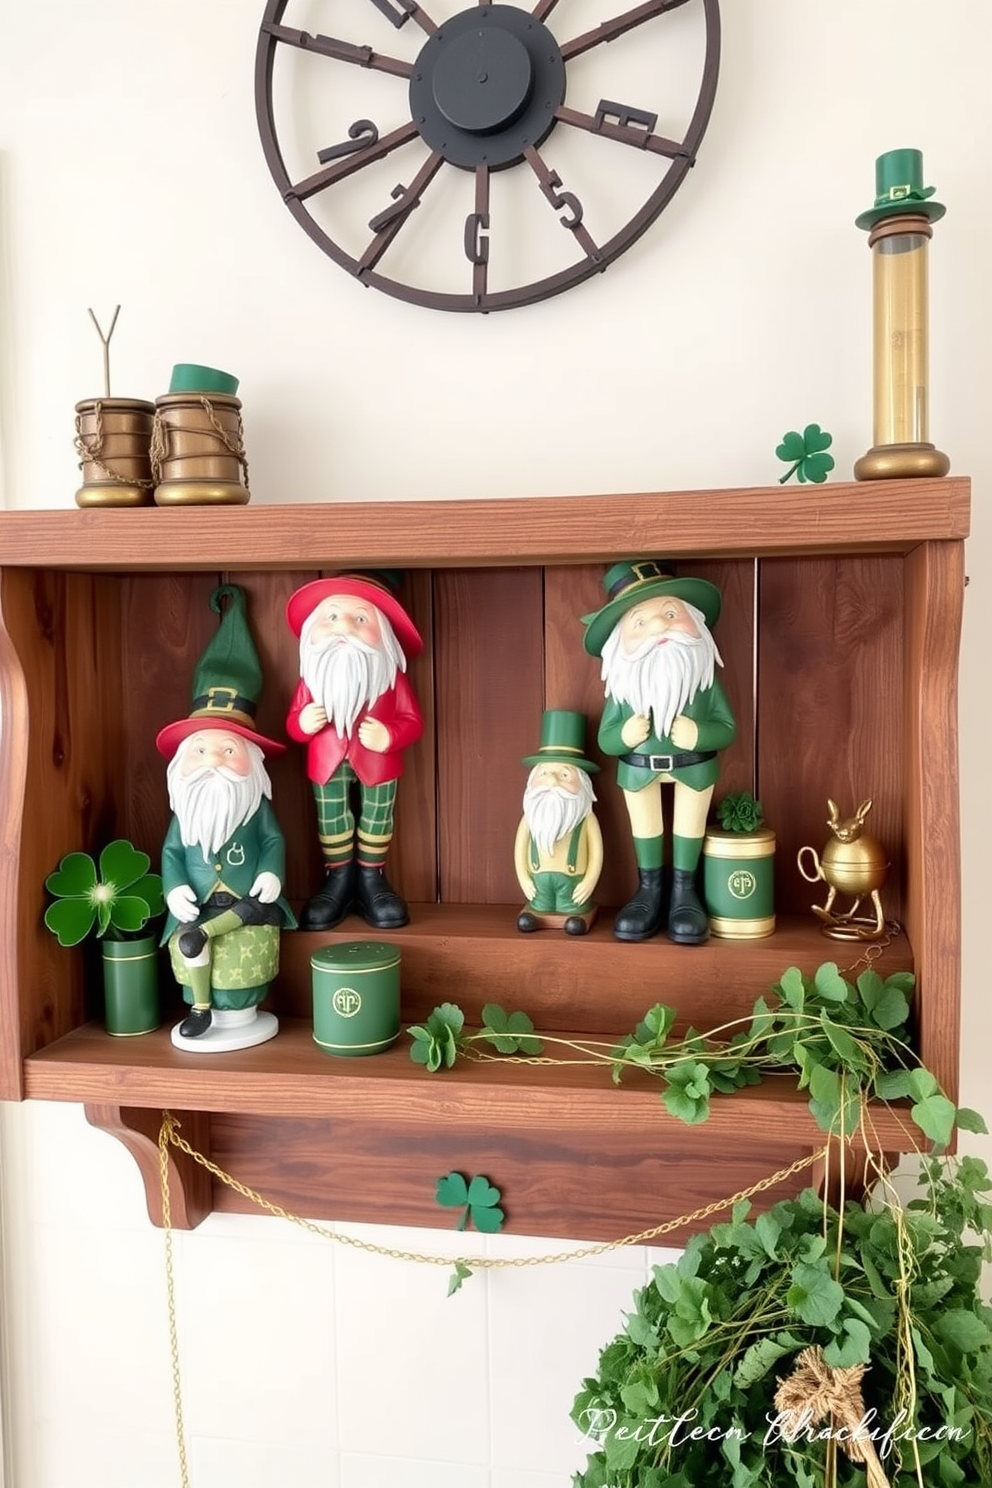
797, 798, 890, 940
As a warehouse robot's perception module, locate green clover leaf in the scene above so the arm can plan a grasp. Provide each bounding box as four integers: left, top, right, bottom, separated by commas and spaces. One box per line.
435, 1171, 505, 1233
776, 423, 836, 484
447, 1261, 474, 1296
44, 840, 164, 945
479, 1003, 543, 1055
408, 1003, 467, 1071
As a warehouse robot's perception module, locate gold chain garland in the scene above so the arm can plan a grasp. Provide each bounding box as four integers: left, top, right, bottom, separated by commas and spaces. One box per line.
157, 1113, 828, 1486
156, 938, 906, 1483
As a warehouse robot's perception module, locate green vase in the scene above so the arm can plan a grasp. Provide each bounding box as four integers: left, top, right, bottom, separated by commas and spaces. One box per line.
312, 940, 401, 1057
102, 936, 160, 1036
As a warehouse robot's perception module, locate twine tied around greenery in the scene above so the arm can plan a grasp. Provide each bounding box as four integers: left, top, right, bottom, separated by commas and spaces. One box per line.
774, 1346, 892, 1488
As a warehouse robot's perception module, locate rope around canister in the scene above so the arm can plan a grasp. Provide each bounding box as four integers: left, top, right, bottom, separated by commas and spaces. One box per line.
74, 401, 155, 488
149, 397, 250, 491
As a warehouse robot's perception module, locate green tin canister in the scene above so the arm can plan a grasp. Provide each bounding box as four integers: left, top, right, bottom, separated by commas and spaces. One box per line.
703, 827, 776, 938
311, 940, 401, 1057
101, 936, 160, 1036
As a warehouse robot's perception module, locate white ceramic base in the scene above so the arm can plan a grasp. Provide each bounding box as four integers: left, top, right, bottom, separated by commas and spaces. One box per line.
170, 1006, 279, 1053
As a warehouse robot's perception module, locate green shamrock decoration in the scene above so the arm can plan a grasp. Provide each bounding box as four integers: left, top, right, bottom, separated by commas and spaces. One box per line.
776, 423, 835, 484
44, 839, 165, 946
435, 1172, 505, 1233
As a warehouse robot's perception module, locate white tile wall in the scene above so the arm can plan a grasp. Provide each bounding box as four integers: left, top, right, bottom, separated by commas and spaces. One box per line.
1, 1104, 678, 1488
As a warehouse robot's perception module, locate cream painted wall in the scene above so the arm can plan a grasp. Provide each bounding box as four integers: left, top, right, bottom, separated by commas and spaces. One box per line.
0, 2, 989, 1485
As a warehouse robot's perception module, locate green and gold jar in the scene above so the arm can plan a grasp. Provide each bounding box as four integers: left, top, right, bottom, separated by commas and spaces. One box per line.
703, 827, 776, 939
311, 940, 401, 1057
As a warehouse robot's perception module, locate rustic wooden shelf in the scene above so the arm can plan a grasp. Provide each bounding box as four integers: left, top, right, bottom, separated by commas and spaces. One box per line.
0, 478, 970, 570
0, 481, 967, 1237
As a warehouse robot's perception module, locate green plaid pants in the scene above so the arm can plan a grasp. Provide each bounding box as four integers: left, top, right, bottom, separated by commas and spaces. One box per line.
314, 762, 397, 868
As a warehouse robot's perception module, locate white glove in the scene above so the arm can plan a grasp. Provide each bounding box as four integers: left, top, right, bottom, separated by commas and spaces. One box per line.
250, 871, 281, 904
167, 885, 200, 923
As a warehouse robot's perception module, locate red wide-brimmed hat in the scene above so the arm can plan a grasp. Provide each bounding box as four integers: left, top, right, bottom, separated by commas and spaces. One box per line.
286, 572, 423, 659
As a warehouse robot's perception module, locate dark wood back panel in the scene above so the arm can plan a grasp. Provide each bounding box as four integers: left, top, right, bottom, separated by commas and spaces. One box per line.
757, 555, 905, 918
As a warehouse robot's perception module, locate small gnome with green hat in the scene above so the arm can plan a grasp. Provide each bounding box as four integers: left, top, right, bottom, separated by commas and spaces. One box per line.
513, 709, 604, 935
583, 560, 736, 945
157, 585, 296, 1051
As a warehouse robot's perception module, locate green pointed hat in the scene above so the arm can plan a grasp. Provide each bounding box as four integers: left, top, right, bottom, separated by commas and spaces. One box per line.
855, 148, 945, 232
582, 559, 722, 658
522, 709, 599, 774
155, 584, 285, 757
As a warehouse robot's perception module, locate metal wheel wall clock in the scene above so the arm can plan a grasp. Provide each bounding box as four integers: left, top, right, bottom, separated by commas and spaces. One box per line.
255, 0, 720, 312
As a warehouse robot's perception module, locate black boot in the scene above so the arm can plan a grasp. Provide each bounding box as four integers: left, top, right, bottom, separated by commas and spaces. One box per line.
300, 863, 357, 930
355, 865, 409, 929
668, 867, 710, 945
614, 868, 665, 942
178, 1007, 213, 1038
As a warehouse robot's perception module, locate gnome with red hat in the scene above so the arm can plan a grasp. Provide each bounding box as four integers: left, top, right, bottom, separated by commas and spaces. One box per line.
157, 585, 295, 1050
286, 572, 424, 930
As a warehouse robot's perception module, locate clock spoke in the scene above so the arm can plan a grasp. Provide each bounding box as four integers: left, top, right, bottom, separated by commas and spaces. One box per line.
288, 122, 420, 200
262, 23, 413, 78
530, 0, 562, 19
464, 166, 491, 305
555, 102, 693, 161
366, 0, 438, 35
559, 0, 692, 62
358, 152, 445, 274
523, 146, 603, 266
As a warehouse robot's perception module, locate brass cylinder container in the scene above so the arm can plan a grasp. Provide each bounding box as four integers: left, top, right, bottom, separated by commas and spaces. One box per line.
151, 392, 250, 506
74, 397, 156, 507
855, 213, 949, 480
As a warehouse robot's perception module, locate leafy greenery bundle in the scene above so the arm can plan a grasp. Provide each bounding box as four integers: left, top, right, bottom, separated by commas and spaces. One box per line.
570, 1141, 992, 1488
407, 963, 976, 1148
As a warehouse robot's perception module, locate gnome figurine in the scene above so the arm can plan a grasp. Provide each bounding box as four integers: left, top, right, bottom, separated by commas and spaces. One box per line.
285, 572, 424, 931
582, 560, 736, 945
513, 710, 603, 935
156, 585, 296, 1052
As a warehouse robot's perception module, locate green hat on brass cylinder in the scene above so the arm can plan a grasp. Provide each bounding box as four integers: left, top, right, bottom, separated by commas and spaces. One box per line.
168, 363, 240, 395
522, 709, 599, 774
582, 559, 722, 658
855, 148, 946, 231
155, 584, 285, 757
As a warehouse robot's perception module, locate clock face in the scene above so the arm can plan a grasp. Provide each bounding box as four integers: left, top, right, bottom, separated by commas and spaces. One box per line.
255, 0, 720, 312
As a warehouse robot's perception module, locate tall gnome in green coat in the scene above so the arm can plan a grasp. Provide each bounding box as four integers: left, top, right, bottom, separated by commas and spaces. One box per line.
157, 585, 296, 1052
583, 560, 736, 945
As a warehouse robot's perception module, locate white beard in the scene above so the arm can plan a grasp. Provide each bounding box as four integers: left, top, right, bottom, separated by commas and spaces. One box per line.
522, 773, 595, 857
300, 611, 404, 739
167, 745, 270, 863
601, 602, 722, 740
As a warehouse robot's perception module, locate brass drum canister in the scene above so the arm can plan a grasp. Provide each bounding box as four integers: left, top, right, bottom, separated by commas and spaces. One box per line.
74, 397, 156, 507
151, 391, 250, 505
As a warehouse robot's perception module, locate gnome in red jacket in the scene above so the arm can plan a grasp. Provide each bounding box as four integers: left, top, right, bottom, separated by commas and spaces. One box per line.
286, 573, 424, 930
